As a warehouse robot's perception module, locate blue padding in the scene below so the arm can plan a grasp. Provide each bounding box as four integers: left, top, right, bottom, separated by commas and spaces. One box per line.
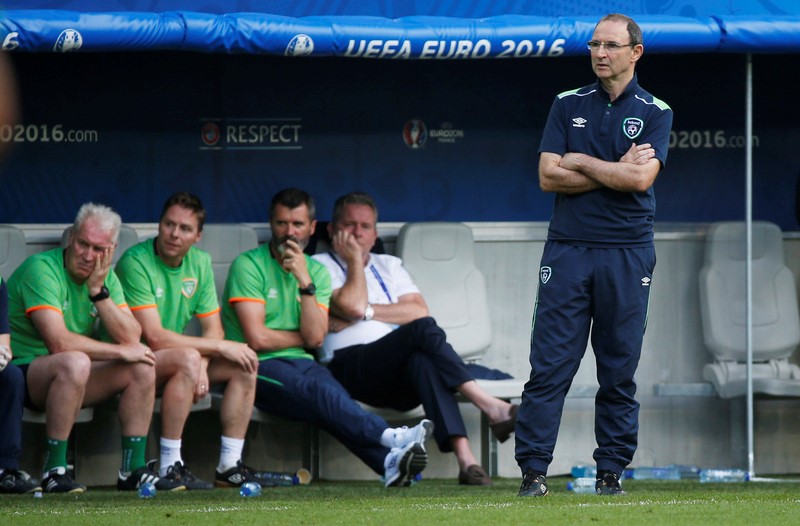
1, 10, 186, 52
717, 16, 800, 53
1, 11, 798, 55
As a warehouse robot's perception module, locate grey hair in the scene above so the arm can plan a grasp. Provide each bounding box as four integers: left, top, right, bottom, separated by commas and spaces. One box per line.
73, 202, 122, 243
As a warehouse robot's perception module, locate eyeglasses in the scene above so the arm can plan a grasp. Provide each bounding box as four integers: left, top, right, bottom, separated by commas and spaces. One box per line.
586, 40, 637, 52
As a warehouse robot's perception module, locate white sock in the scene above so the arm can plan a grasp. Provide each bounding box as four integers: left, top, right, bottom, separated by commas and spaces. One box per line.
380, 428, 399, 449
217, 436, 245, 473
159, 437, 183, 476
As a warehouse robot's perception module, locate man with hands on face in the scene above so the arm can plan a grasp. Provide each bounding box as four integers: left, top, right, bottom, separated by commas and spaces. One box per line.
222, 188, 432, 488
115, 192, 264, 489
314, 192, 518, 486
7, 203, 183, 493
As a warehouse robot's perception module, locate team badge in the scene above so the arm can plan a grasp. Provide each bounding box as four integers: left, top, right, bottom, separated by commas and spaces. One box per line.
623, 117, 644, 139
182, 278, 198, 298
540, 266, 552, 284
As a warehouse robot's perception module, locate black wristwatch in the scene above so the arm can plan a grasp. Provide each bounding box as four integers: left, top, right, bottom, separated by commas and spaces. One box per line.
89, 285, 110, 303
298, 283, 316, 296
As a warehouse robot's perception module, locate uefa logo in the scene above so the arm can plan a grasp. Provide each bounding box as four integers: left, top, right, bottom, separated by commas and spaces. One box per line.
286, 34, 314, 57
201, 122, 220, 147
402, 119, 427, 149
53, 29, 83, 52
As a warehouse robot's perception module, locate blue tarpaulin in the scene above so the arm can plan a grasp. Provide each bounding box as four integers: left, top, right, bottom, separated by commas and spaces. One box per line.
1, 1, 799, 55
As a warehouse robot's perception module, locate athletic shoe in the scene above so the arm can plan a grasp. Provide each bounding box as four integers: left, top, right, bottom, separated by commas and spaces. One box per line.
117, 460, 186, 491
162, 461, 213, 490
215, 460, 261, 488
42, 466, 86, 494
383, 442, 428, 487
518, 469, 548, 497
596, 471, 626, 495
391, 419, 434, 451
0, 469, 42, 494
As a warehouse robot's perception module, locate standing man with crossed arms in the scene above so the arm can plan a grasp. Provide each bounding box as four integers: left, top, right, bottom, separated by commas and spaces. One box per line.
515, 13, 673, 497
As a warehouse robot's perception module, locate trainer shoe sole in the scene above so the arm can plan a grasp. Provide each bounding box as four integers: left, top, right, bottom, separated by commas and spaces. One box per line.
386, 443, 428, 488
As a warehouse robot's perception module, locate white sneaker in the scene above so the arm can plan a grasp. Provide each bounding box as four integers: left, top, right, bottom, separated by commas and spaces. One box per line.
383, 441, 428, 487
391, 419, 434, 451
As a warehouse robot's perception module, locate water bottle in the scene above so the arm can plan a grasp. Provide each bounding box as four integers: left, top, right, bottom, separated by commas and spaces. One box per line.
567, 477, 597, 494
698, 468, 749, 483
239, 481, 262, 497
629, 466, 681, 480
571, 465, 596, 478
138, 481, 157, 498
672, 464, 701, 479
255, 468, 312, 487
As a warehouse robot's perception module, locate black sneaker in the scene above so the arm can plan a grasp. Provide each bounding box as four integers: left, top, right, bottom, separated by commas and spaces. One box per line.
42, 466, 86, 494
596, 471, 627, 495
215, 460, 261, 488
117, 460, 186, 491
0, 469, 42, 494
163, 461, 213, 490
518, 469, 549, 497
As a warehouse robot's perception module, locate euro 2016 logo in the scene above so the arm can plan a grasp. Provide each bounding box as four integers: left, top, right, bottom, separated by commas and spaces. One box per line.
286, 34, 314, 57
403, 119, 428, 149
54, 29, 83, 52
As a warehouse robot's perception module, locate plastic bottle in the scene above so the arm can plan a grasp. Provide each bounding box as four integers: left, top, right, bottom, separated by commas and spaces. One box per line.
672, 464, 701, 479
239, 481, 262, 497
138, 482, 157, 498
255, 468, 312, 487
629, 466, 681, 480
571, 465, 596, 478
567, 477, 597, 494
698, 468, 749, 483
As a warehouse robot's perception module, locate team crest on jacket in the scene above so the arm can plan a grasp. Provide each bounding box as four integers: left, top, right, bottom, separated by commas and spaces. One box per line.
623, 117, 644, 139
540, 266, 552, 284
182, 278, 198, 298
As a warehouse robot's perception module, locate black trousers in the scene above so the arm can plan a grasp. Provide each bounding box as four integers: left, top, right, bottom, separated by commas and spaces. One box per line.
328, 317, 474, 453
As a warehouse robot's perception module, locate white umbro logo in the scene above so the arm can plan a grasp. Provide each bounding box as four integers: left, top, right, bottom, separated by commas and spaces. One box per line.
641, 277, 651, 287
572, 117, 587, 127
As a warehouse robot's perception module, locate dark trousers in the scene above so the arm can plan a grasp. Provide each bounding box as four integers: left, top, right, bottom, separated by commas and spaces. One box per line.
328, 317, 474, 453
515, 242, 655, 476
254, 357, 389, 475
0, 364, 25, 470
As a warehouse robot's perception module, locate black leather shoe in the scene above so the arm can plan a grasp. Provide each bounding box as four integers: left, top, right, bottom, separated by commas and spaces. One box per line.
518, 469, 548, 497
596, 471, 626, 495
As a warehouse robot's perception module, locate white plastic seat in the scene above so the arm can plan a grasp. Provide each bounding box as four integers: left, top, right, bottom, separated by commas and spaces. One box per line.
0, 224, 27, 280
194, 223, 259, 301
700, 221, 800, 398
396, 222, 492, 363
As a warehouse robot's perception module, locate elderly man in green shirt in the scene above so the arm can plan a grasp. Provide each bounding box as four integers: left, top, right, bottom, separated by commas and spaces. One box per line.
8, 203, 183, 493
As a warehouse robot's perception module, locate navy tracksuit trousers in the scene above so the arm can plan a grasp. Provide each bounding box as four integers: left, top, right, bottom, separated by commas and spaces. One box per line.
328, 317, 474, 453
515, 241, 655, 476
0, 364, 25, 470
254, 357, 390, 475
